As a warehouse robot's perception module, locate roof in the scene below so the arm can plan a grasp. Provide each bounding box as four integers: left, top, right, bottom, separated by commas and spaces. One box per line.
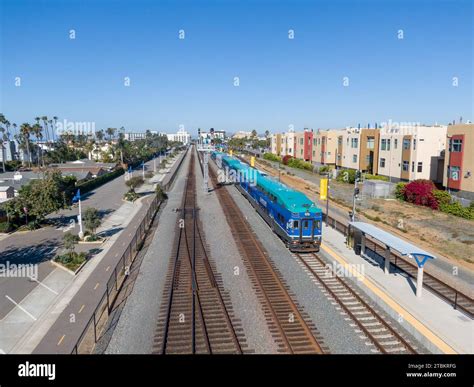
349, 222, 436, 265
222, 155, 321, 214
0, 186, 13, 192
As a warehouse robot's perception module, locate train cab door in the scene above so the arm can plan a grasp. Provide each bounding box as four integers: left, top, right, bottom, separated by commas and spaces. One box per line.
300, 219, 314, 241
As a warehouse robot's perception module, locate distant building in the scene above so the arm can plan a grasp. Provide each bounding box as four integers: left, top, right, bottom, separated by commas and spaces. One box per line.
232, 131, 252, 139
166, 128, 191, 145
443, 123, 474, 199
124, 131, 158, 141
0, 140, 17, 162
0, 186, 15, 202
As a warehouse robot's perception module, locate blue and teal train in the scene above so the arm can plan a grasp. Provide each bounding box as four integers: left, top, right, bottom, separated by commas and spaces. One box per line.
211, 152, 322, 252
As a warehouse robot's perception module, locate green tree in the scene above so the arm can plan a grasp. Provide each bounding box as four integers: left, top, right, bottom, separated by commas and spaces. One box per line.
63, 232, 79, 258
83, 207, 101, 236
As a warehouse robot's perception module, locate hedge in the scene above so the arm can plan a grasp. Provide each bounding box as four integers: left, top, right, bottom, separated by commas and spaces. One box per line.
263, 153, 281, 162
76, 167, 125, 193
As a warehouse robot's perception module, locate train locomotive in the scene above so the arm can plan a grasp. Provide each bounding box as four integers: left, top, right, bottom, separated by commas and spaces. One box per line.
211, 152, 322, 252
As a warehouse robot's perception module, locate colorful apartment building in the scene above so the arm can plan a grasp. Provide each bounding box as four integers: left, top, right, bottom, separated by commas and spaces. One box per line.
271, 134, 282, 156
443, 123, 474, 198
377, 125, 446, 182
312, 130, 339, 166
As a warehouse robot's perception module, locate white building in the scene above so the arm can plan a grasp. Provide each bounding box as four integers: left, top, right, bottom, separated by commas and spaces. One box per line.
166, 128, 191, 145
124, 131, 158, 141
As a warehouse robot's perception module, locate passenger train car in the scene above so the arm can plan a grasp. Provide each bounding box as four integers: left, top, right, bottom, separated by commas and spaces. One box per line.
211, 152, 322, 252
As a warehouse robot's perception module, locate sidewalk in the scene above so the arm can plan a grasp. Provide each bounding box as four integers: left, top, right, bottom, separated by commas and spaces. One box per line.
319, 224, 473, 354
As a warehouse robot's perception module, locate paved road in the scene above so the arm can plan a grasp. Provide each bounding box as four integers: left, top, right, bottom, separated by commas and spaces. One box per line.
33, 151, 187, 353
0, 158, 156, 320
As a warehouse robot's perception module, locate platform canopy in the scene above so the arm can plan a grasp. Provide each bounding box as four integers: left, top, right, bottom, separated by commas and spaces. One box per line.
349, 221, 436, 268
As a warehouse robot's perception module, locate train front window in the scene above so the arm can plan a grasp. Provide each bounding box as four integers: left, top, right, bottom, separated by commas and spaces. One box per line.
293, 220, 299, 229
303, 220, 309, 228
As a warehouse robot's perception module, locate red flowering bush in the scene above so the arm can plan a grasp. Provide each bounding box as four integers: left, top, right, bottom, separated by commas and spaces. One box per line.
282, 155, 293, 165
402, 179, 439, 210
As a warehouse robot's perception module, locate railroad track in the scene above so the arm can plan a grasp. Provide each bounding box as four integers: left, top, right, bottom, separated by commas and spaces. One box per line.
206, 155, 326, 354
153, 150, 243, 354
294, 252, 418, 354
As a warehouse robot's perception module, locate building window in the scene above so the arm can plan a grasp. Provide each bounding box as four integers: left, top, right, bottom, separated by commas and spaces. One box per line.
337, 154, 341, 160
413, 139, 417, 150
312, 150, 315, 156
347, 138, 349, 146
412, 162, 415, 172
381, 139, 391, 151
300, 138, 303, 145
300, 149, 303, 155
417, 162, 423, 173
352, 155, 357, 163
448, 166, 460, 180
380, 158, 386, 168
367, 137, 375, 150
402, 161, 409, 172
403, 138, 411, 150
449, 139, 463, 152
327, 151, 331, 156
366, 155, 371, 164
338, 137, 342, 146
313, 139, 316, 145
351, 138, 358, 148
394, 139, 398, 149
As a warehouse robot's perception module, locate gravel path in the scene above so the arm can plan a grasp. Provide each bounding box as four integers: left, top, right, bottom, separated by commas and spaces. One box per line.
195, 152, 279, 354
105, 151, 191, 354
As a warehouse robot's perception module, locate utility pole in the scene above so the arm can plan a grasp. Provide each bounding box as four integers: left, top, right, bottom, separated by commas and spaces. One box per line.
351, 170, 361, 222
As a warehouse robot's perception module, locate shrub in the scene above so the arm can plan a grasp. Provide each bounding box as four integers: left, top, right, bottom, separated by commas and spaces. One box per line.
403, 180, 438, 209
282, 155, 293, 165
263, 153, 281, 163
318, 165, 332, 175
364, 174, 389, 182
83, 207, 101, 236
336, 169, 356, 184
395, 182, 407, 200
433, 190, 452, 206
287, 158, 313, 171
55, 252, 87, 271
0, 222, 12, 233
124, 190, 140, 202
439, 201, 474, 220
125, 176, 144, 190
155, 185, 168, 201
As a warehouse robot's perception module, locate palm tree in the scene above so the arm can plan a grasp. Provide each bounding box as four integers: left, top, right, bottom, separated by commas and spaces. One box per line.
32, 123, 44, 167
52, 116, 58, 142
106, 127, 116, 141
0, 126, 6, 172
41, 116, 50, 143
96, 129, 105, 143
19, 123, 32, 167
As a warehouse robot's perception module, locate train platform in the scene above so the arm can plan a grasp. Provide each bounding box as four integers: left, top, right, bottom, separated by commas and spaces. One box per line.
320, 223, 473, 354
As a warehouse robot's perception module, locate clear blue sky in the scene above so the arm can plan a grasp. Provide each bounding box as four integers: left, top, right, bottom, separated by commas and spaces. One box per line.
1, 0, 472, 135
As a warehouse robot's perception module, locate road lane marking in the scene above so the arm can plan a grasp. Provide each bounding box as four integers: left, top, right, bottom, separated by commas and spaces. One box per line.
105, 266, 111, 272
5, 295, 37, 321
321, 242, 457, 354
57, 335, 65, 346
78, 304, 85, 314
94, 283, 100, 290
29, 277, 59, 295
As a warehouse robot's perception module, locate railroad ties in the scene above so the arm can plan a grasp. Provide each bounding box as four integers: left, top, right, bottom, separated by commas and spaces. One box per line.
207, 156, 327, 354
295, 252, 419, 354
153, 151, 243, 354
